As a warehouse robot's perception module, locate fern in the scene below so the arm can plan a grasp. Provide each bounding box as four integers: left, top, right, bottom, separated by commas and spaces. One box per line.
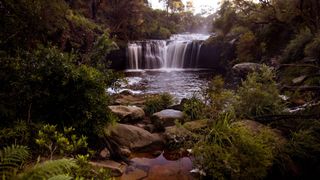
19, 158, 78, 180
47, 174, 73, 180
0, 145, 29, 178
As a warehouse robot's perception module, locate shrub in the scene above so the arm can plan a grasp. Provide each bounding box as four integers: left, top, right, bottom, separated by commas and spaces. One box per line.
237, 65, 285, 118
279, 121, 320, 178
203, 76, 237, 119
35, 124, 89, 159
0, 46, 118, 136
282, 29, 313, 63
193, 114, 279, 179
236, 31, 257, 62
304, 33, 320, 60
183, 95, 205, 120
144, 93, 174, 115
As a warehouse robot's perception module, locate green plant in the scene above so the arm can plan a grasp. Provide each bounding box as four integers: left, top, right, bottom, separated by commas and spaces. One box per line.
183, 95, 205, 120
36, 124, 88, 159
282, 29, 313, 63
237, 65, 285, 118
74, 154, 111, 179
20, 159, 77, 180
193, 114, 279, 179
203, 76, 237, 119
144, 93, 174, 115
0, 46, 118, 136
0, 145, 30, 178
304, 33, 320, 59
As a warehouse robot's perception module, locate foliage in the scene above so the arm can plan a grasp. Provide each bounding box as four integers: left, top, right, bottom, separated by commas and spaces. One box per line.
282, 29, 313, 63
203, 76, 237, 119
281, 120, 320, 178
193, 114, 279, 179
0, 121, 32, 147
74, 154, 111, 179
36, 125, 88, 159
236, 31, 258, 62
304, 33, 320, 60
0, 0, 69, 51
20, 159, 77, 180
183, 95, 205, 120
144, 93, 174, 115
0, 145, 29, 178
0, 46, 117, 136
237, 65, 285, 118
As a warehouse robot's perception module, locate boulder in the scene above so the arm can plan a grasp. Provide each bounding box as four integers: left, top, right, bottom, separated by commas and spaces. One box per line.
115, 94, 146, 106
106, 123, 164, 152
89, 160, 126, 177
164, 126, 195, 149
152, 109, 184, 131
183, 119, 209, 133
108, 105, 145, 123
232, 63, 262, 76
99, 148, 110, 159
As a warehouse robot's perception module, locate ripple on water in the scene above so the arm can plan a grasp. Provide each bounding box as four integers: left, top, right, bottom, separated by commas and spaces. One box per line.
120, 70, 216, 101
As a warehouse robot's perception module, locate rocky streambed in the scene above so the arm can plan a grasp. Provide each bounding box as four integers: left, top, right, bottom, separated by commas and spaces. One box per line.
89, 93, 208, 179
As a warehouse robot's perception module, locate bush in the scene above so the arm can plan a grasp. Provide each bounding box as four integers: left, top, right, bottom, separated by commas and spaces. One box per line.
237, 65, 285, 118
280, 121, 320, 178
0, 46, 118, 136
282, 29, 313, 63
36, 124, 89, 159
144, 93, 174, 115
183, 95, 205, 120
304, 33, 320, 60
193, 114, 279, 179
203, 76, 237, 119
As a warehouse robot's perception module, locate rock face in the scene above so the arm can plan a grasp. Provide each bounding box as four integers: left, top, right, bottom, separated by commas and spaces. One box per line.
106, 123, 164, 152
152, 109, 184, 131
108, 105, 145, 122
232, 63, 262, 76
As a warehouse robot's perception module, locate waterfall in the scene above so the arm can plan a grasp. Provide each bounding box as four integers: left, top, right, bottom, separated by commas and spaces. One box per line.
127, 34, 209, 70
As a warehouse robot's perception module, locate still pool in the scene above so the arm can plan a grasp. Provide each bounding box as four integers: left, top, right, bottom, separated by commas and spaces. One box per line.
112, 69, 217, 101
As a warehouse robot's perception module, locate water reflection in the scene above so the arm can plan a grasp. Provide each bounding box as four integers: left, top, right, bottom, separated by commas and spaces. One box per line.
121, 69, 215, 101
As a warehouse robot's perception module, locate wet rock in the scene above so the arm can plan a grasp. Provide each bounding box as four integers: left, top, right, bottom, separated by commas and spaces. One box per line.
152, 150, 162, 157
99, 148, 110, 159
292, 75, 307, 85
232, 63, 262, 76
89, 160, 126, 177
152, 109, 184, 131
121, 168, 148, 180
164, 126, 195, 149
119, 148, 131, 157
115, 95, 146, 106
105, 123, 164, 152
108, 105, 145, 123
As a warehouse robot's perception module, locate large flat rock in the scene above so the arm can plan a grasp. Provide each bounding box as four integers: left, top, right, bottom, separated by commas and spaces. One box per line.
152, 109, 184, 131
106, 123, 164, 152
108, 105, 145, 123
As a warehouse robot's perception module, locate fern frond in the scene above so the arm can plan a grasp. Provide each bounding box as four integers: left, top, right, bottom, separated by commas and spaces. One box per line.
47, 174, 73, 180
0, 145, 29, 177
20, 158, 78, 180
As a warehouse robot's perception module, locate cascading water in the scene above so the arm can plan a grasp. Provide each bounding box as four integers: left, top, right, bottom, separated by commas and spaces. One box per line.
127, 34, 209, 70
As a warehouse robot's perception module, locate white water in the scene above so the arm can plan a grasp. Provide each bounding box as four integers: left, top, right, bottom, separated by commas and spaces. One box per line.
127, 34, 210, 70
